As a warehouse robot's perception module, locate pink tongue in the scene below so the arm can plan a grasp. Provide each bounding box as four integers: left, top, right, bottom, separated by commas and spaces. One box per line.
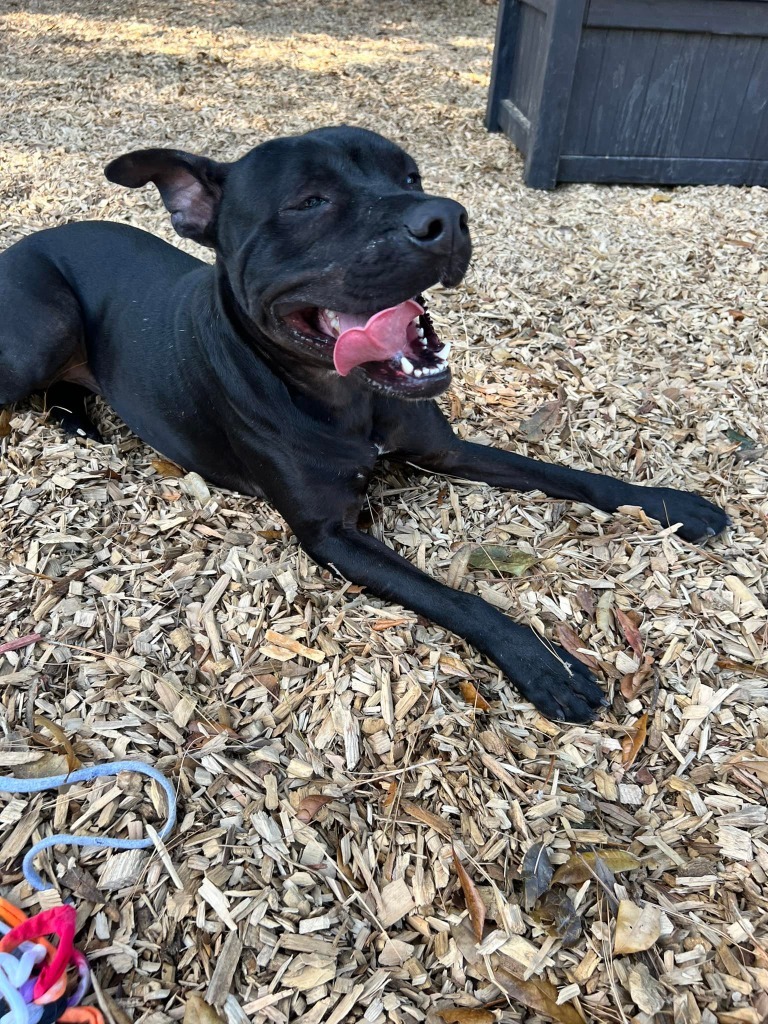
332, 299, 423, 376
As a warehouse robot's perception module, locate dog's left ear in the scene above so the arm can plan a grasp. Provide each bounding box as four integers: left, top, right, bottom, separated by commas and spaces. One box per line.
105, 148, 230, 247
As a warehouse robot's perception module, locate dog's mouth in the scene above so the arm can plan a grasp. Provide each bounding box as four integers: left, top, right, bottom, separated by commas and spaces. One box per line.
280, 295, 451, 394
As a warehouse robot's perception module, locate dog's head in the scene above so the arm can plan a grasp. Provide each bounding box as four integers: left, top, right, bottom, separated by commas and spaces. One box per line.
105, 126, 472, 399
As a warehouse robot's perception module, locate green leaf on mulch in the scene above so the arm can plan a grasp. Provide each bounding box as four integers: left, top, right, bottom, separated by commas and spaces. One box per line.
467, 545, 536, 576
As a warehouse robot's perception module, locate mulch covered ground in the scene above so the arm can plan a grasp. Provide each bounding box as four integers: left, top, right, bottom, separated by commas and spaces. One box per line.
1, 2, 767, 1023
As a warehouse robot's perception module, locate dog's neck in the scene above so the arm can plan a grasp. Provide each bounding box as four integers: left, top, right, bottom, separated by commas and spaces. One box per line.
210, 263, 379, 428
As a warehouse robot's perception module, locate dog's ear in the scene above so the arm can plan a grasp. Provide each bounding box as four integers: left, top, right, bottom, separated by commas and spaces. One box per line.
105, 149, 230, 247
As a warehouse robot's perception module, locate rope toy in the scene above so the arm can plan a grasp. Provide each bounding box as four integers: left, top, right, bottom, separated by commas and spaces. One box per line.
0, 761, 178, 1024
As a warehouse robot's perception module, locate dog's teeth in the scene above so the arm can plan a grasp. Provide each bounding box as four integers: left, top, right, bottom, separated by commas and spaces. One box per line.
414, 368, 422, 377
437, 342, 451, 358
400, 355, 414, 375
417, 327, 425, 338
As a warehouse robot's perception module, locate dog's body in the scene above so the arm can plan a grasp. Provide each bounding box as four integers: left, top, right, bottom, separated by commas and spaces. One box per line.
0, 127, 727, 721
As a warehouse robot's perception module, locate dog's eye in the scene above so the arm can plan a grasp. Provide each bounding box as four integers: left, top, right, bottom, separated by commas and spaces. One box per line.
297, 195, 328, 210
404, 172, 421, 188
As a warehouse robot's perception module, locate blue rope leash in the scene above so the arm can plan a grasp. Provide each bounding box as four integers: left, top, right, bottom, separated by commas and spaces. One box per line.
0, 762, 177, 891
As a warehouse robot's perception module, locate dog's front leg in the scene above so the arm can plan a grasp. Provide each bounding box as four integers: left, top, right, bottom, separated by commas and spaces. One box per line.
385, 405, 728, 544
294, 517, 606, 722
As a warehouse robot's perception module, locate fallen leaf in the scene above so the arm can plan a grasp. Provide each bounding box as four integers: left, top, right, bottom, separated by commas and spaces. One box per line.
725, 428, 756, 450
651, 192, 673, 203
453, 923, 584, 1024
458, 680, 491, 711
437, 1009, 495, 1024
371, 617, 411, 631
726, 309, 746, 322
575, 586, 595, 616
621, 713, 648, 767
627, 963, 666, 1015
467, 545, 536, 576
47, 568, 88, 598
590, 855, 620, 909
0, 633, 42, 655
614, 899, 661, 954
555, 624, 600, 672
402, 800, 452, 838
453, 848, 485, 942
180, 471, 211, 502
552, 850, 642, 886
184, 994, 225, 1024
620, 654, 655, 701
521, 842, 553, 911
615, 609, 643, 657
12, 750, 70, 780
0, 408, 12, 437
535, 889, 581, 947
296, 794, 332, 823
518, 398, 563, 442
716, 657, 768, 680
187, 720, 239, 750
32, 714, 81, 772
151, 457, 184, 478
382, 780, 397, 810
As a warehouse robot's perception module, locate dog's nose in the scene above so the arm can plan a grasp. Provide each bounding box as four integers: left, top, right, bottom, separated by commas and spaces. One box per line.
404, 198, 469, 256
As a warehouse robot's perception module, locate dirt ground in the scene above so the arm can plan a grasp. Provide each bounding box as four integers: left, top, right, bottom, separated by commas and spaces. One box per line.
1, 2, 767, 1023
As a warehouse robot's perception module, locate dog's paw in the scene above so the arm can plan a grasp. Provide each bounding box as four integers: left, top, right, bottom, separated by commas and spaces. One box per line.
512, 645, 608, 723
639, 487, 729, 544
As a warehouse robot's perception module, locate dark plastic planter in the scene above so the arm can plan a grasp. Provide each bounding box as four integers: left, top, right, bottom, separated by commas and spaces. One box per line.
486, 0, 768, 188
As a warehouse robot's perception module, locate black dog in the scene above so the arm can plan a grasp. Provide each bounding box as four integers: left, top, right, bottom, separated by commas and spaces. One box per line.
0, 127, 727, 721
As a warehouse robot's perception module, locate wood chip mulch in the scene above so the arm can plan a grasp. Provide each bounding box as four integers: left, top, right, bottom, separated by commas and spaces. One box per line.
1, 2, 767, 1023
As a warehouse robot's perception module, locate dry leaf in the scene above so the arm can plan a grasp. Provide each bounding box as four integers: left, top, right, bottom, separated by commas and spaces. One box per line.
383, 780, 398, 810
552, 850, 642, 886
521, 842, 553, 911
614, 899, 661, 954
437, 1010, 495, 1024
180, 471, 211, 502
187, 720, 239, 749
452, 848, 485, 942
621, 713, 648, 767
184, 994, 226, 1024
458, 680, 491, 711
493, 972, 581, 1024
296, 794, 332, 823
716, 657, 768, 680
620, 654, 655, 700
518, 398, 563, 442
0, 633, 42, 654
615, 608, 643, 656
575, 585, 595, 616
0, 408, 12, 437
151, 457, 184, 478
371, 617, 411, 631
454, 923, 585, 1024
401, 800, 452, 837
651, 192, 673, 202
536, 889, 581, 948
555, 624, 600, 672
12, 750, 70, 780
33, 714, 81, 772
467, 545, 536, 576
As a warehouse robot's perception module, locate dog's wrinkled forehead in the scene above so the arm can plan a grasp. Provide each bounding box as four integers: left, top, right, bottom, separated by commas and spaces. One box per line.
231, 126, 419, 200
